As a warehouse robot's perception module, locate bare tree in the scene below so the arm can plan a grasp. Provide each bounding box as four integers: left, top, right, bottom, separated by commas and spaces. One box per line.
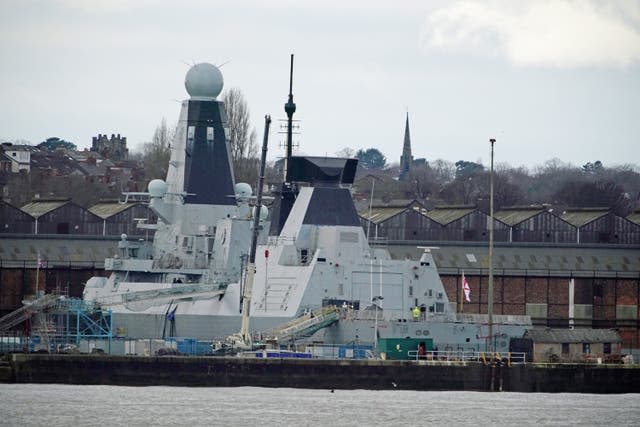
142, 118, 174, 181
404, 165, 438, 201
223, 88, 258, 184
335, 147, 356, 158
430, 159, 456, 186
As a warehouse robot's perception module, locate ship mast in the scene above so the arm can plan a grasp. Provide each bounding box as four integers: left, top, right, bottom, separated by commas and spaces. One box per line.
268, 54, 298, 236
283, 54, 296, 182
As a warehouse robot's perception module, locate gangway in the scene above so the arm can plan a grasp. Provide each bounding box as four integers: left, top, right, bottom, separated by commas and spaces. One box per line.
0, 294, 60, 331
268, 306, 340, 343
95, 283, 227, 307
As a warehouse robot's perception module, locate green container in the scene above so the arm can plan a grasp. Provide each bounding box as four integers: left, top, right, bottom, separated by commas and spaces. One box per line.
378, 338, 433, 360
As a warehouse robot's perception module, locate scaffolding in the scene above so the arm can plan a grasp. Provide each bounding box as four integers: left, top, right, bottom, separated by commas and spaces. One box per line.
0, 295, 112, 353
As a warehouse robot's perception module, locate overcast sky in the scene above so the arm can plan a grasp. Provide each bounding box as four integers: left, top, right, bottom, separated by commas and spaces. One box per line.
1, 0, 639, 170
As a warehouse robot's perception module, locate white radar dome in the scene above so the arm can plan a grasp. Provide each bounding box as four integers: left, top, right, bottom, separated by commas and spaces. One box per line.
234, 182, 252, 198
253, 205, 269, 221
185, 63, 224, 100
148, 179, 168, 198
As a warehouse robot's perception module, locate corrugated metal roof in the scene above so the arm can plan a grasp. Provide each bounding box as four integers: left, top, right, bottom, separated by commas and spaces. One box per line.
493, 207, 545, 226
360, 206, 407, 224
385, 243, 640, 277
626, 210, 640, 226
0, 235, 119, 265
359, 200, 424, 224
1, 200, 33, 216
524, 328, 621, 343
424, 206, 477, 225
21, 200, 70, 218
410, 205, 430, 216
88, 202, 137, 219
561, 208, 610, 228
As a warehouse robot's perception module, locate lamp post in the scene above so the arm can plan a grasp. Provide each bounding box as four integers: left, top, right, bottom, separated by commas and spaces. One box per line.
488, 138, 495, 353
373, 296, 384, 351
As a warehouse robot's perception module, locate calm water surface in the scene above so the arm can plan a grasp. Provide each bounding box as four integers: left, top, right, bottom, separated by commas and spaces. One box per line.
1, 384, 638, 426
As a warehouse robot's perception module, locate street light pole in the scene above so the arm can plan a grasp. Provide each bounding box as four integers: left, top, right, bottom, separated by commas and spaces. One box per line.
373, 296, 383, 351
488, 138, 495, 353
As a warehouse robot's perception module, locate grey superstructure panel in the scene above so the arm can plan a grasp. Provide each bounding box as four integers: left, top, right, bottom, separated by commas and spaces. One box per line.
183, 100, 235, 206
303, 187, 361, 226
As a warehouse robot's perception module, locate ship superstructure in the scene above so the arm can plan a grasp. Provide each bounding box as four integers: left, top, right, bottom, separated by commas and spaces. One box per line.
83, 63, 262, 337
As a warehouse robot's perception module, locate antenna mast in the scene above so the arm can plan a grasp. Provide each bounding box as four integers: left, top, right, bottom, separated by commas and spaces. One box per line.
283, 54, 296, 181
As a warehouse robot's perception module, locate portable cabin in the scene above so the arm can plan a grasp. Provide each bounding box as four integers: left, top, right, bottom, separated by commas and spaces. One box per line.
523, 328, 622, 363
378, 337, 433, 360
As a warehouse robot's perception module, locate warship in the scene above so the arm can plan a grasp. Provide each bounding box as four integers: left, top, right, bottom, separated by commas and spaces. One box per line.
82, 59, 530, 354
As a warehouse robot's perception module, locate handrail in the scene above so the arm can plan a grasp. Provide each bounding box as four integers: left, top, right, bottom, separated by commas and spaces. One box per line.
407, 350, 527, 365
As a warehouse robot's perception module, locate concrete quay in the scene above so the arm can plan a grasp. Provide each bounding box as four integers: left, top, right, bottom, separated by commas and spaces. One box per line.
2, 354, 639, 393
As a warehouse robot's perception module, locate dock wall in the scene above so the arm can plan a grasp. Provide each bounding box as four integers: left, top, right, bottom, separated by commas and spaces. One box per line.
3, 354, 639, 393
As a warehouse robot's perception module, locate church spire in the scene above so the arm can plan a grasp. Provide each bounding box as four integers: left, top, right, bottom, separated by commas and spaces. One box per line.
399, 112, 413, 181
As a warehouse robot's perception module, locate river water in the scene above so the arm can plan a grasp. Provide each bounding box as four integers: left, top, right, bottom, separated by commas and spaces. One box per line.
0, 384, 638, 426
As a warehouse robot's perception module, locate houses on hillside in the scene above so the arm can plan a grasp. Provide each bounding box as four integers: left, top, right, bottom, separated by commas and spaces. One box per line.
0, 136, 144, 207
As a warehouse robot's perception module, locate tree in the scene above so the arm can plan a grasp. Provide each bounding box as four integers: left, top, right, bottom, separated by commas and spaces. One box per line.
335, 147, 356, 158
441, 176, 481, 205
223, 88, 258, 185
530, 158, 584, 204
582, 160, 603, 175
38, 137, 76, 151
405, 165, 438, 200
553, 180, 632, 216
142, 118, 173, 180
430, 159, 456, 185
439, 160, 485, 205
454, 160, 484, 180
480, 172, 525, 209
356, 148, 387, 170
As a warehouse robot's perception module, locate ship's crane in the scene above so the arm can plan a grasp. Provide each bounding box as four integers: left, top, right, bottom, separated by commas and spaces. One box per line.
224, 115, 271, 350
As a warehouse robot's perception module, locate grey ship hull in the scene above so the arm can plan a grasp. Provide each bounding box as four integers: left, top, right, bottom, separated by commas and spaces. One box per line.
111, 311, 528, 354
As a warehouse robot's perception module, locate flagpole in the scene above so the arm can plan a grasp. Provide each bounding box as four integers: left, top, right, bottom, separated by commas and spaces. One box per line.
35, 259, 40, 297
460, 270, 464, 314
